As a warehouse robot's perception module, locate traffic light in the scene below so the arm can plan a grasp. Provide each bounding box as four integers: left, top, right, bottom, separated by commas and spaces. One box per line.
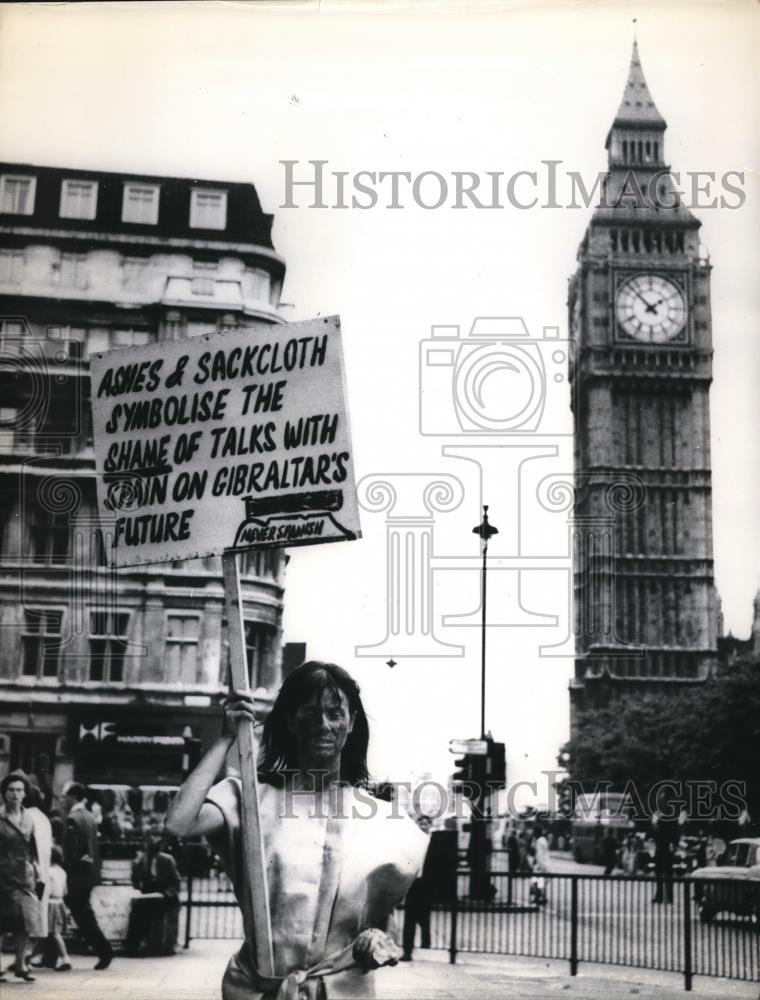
485, 739, 506, 791
453, 743, 505, 798
452, 753, 483, 800
452, 754, 471, 790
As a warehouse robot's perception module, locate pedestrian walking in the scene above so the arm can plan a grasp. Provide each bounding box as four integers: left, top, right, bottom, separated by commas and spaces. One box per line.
62, 781, 113, 969
530, 825, 550, 905
401, 815, 433, 961
517, 831, 531, 873
651, 812, 677, 904
24, 783, 54, 970
0, 771, 43, 983
602, 828, 619, 875
505, 827, 519, 905
36, 846, 72, 971
621, 832, 638, 875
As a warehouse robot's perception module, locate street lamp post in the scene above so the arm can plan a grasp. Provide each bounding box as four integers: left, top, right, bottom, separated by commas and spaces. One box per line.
473, 504, 498, 739
470, 505, 498, 901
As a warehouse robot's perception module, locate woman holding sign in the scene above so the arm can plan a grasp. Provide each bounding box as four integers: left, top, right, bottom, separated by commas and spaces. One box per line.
166, 661, 427, 1000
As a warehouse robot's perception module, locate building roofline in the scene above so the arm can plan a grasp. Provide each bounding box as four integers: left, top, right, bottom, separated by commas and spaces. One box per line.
0, 160, 279, 251
0, 160, 269, 194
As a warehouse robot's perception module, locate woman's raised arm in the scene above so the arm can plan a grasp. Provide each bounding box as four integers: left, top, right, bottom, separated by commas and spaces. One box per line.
166, 692, 257, 838
165, 735, 232, 838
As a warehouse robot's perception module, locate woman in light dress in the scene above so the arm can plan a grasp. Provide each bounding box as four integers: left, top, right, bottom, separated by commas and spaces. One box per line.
167, 661, 427, 1000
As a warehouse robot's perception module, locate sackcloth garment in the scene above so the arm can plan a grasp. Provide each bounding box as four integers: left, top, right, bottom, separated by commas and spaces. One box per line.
205, 777, 427, 1000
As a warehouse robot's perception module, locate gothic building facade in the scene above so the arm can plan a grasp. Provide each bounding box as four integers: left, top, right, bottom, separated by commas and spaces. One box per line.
0, 162, 288, 808
569, 44, 721, 724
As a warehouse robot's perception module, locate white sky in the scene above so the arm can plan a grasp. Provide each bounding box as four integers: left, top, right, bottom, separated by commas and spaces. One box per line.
1, 1, 758, 795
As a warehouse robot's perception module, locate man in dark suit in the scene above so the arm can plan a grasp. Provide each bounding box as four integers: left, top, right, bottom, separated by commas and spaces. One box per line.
401, 819, 458, 961
505, 828, 520, 904
401, 816, 433, 960
62, 783, 113, 969
651, 811, 678, 904
602, 828, 619, 876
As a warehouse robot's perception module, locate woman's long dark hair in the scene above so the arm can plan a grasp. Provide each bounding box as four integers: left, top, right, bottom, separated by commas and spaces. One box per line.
259, 661, 370, 786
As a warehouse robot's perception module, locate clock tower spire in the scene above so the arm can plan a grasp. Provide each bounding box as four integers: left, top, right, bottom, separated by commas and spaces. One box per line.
609, 40, 666, 135
569, 43, 720, 725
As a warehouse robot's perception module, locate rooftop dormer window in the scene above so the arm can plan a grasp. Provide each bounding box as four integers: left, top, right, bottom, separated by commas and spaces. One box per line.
60, 179, 98, 220
190, 188, 227, 230
122, 182, 160, 224
0, 174, 36, 215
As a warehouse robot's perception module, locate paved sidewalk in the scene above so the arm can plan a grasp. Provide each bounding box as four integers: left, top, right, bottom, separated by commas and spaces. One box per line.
3, 943, 757, 1000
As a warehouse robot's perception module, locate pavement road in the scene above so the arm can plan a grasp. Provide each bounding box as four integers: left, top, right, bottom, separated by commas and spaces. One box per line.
3, 942, 756, 1000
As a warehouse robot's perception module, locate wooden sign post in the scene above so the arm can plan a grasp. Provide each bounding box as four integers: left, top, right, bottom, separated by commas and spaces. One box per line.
222, 550, 275, 977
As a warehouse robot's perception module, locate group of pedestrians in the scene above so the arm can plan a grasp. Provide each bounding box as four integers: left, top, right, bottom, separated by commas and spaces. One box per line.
0, 770, 112, 983
504, 824, 551, 905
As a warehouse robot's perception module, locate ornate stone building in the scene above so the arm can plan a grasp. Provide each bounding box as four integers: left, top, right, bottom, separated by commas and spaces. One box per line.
0, 162, 287, 808
568, 44, 721, 723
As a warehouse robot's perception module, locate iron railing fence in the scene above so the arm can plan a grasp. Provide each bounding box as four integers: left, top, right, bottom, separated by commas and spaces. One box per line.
446, 870, 759, 987
180, 873, 243, 945
181, 869, 759, 990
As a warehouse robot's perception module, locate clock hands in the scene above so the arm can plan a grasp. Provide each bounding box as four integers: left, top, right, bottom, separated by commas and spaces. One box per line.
631, 286, 676, 317
630, 286, 660, 314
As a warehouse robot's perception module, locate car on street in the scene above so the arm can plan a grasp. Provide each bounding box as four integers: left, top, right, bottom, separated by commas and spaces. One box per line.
688, 837, 760, 925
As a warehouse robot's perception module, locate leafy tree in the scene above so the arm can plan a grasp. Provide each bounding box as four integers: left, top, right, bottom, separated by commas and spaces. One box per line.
560, 655, 760, 825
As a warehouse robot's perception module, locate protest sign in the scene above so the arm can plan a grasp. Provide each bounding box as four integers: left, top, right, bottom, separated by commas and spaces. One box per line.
90, 315, 360, 567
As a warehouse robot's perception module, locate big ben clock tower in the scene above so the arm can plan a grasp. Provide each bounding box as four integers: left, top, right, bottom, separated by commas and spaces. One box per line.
569, 42, 720, 723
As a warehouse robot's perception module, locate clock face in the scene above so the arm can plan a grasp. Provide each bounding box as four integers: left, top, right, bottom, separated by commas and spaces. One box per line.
615, 274, 687, 343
